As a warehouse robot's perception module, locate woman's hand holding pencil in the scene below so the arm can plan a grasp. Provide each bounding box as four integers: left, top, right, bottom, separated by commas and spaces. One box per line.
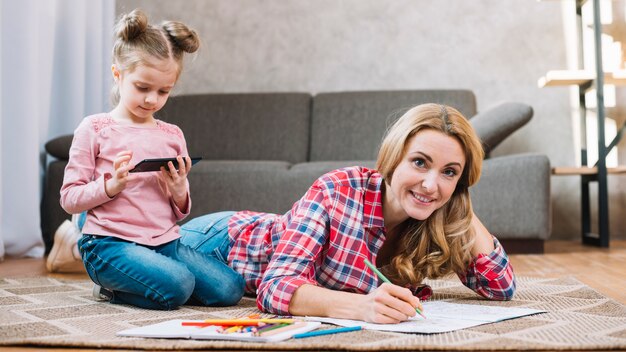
363, 259, 426, 324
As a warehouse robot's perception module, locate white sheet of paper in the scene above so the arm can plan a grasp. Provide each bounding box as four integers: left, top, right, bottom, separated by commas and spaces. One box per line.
116, 319, 198, 339
305, 300, 546, 334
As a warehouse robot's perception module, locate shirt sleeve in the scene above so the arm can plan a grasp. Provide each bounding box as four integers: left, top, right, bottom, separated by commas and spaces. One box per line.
170, 194, 190, 220
457, 236, 517, 300
60, 118, 113, 214
169, 128, 191, 220
256, 184, 329, 314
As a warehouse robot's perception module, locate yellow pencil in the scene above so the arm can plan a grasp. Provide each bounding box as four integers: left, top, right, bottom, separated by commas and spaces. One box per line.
223, 325, 243, 334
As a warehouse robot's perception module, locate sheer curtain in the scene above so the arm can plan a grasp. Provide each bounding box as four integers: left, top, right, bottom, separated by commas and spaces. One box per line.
0, 0, 115, 259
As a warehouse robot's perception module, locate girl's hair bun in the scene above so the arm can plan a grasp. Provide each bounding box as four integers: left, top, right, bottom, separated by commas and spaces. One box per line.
162, 21, 200, 54
115, 9, 148, 41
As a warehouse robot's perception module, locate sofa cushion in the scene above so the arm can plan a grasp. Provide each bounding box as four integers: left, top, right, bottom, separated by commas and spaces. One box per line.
191, 160, 291, 173
289, 160, 376, 174
185, 160, 378, 219
187, 160, 298, 216
469, 102, 533, 155
156, 93, 312, 164
309, 90, 477, 161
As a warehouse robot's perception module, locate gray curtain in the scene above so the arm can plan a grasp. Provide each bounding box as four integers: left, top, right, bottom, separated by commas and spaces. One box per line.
0, 0, 115, 258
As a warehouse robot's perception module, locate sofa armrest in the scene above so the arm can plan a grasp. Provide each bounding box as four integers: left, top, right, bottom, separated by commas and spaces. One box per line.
470, 153, 551, 242
45, 134, 73, 160
40, 160, 71, 253
470, 102, 533, 155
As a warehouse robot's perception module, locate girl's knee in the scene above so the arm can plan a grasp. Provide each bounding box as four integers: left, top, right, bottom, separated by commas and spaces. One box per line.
155, 270, 196, 310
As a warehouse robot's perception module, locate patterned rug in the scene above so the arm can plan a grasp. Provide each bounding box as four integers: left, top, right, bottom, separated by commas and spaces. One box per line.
1, 276, 626, 351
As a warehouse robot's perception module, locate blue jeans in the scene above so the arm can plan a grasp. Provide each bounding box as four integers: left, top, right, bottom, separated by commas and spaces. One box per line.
178, 211, 245, 274
78, 211, 244, 310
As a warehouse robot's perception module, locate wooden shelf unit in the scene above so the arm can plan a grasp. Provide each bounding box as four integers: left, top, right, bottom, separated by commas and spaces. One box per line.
540, 0, 622, 248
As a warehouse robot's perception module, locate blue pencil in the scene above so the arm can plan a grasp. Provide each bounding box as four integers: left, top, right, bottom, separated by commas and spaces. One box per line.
292, 325, 362, 339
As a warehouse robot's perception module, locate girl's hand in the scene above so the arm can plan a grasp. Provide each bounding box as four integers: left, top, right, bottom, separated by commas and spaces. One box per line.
361, 283, 421, 324
160, 155, 191, 210
105, 150, 133, 197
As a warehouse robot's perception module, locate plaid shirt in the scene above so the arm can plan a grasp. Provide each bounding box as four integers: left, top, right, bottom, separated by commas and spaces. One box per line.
227, 167, 516, 315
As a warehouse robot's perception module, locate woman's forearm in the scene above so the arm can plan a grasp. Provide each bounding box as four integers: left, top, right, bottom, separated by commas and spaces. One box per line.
289, 284, 365, 320
471, 212, 495, 256
289, 281, 423, 323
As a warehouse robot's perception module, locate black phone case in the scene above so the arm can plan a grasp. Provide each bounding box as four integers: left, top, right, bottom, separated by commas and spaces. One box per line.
129, 157, 202, 173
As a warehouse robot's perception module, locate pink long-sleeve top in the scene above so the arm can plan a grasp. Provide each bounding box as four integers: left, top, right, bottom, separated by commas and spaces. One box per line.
60, 113, 191, 246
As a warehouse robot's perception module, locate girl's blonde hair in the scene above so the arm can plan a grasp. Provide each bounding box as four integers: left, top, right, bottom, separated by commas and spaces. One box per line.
376, 103, 484, 286
111, 9, 200, 105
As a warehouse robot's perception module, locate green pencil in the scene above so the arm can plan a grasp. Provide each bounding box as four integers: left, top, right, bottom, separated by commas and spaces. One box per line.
363, 258, 426, 319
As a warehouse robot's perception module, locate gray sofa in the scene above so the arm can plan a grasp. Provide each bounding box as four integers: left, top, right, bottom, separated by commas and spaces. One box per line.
41, 90, 550, 254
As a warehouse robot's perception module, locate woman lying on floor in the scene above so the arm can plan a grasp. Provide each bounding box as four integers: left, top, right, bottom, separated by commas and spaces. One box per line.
178, 103, 516, 323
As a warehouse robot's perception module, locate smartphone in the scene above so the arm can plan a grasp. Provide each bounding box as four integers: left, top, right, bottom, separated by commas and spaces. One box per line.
129, 157, 202, 173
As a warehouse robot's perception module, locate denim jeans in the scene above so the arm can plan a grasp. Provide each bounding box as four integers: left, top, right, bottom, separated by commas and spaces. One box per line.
78, 211, 244, 310
76, 211, 87, 231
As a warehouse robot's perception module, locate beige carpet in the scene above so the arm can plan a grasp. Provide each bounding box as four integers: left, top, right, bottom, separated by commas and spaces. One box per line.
1, 276, 626, 351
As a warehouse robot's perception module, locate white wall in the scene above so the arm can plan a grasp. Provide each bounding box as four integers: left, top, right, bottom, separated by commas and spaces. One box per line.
116, 0, 626, 239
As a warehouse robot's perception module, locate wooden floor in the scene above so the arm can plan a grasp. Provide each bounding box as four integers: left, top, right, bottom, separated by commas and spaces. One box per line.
511, 240, 626, 305
1, 240, 625, 352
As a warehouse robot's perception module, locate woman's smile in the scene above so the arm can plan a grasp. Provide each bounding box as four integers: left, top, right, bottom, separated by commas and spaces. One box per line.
385, 129, 465, 224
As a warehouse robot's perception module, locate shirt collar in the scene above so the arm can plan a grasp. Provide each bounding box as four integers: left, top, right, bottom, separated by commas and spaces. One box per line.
363, 171, 385, 229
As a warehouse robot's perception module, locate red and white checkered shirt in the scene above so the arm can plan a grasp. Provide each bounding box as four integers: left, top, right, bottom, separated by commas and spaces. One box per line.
227, 167, 516, 314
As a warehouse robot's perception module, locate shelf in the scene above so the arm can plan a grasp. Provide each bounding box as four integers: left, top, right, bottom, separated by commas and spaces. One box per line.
541, 0, 612, 248
538, 70, 626, 87
552, 166, 626, 175
609, 70, 626, 82
538, 70, 595, 87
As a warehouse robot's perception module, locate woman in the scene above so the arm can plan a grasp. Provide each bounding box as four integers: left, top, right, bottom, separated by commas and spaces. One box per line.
180, 103, 516, 324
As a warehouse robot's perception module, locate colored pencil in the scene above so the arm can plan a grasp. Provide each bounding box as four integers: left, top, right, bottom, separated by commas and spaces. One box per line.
253, 322, 283, 334
181, 318, 295, 327
252, 323, 291, 335
257, 322, 307, 337
292, 325, 362, 339
223, 325, 243, 334
363, 258, 426, 318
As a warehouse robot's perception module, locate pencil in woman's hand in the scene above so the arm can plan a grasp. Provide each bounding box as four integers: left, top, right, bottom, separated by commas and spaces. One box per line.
363, 258, 426, 319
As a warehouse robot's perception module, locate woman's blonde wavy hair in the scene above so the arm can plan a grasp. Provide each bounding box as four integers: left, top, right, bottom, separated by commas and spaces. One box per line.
376, 103, 484, 286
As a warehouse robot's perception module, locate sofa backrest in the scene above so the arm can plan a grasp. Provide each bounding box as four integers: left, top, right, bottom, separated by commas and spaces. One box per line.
309, 90, 477, 161
156, 93, 312, 164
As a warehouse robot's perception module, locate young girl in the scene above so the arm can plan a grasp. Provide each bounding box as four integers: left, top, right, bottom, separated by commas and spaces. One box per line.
180, 103, 516, 323
60, 9, 244, 310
